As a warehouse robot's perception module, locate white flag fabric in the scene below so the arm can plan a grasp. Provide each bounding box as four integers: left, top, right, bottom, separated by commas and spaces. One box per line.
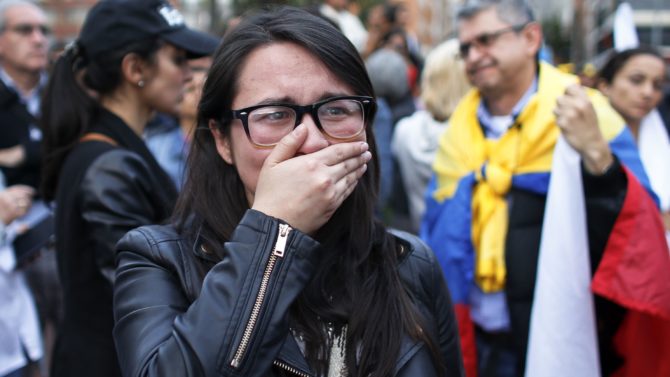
525, 137, 600, 377
639, 110, 670, 213
613, 2, 639, 51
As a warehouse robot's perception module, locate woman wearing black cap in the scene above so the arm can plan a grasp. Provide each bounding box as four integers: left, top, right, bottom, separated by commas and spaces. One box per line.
39, 1, 218, 376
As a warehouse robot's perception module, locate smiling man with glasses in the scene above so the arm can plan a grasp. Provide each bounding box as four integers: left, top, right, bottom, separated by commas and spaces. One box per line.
423, 1, 668, 377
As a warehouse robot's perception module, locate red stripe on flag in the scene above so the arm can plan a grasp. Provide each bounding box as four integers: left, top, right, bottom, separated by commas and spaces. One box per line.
611, 311, 670, 377
591, 167, 670, 319
455, 304, 478, 377
591, 167, 670, 376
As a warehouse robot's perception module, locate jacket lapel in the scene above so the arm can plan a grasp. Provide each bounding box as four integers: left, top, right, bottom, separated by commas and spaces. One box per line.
275, 333, 314, 376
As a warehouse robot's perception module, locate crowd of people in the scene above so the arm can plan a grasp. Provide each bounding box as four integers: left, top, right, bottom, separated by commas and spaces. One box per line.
0, 0, 668, 376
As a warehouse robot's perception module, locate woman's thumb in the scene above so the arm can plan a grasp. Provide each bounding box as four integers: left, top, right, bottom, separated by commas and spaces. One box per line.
264, 124, 307, 167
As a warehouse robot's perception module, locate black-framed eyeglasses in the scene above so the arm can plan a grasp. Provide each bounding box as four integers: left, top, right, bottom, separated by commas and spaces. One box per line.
223, 95, 375, 148
2, 23, 51, 37
458, 23, 528, 59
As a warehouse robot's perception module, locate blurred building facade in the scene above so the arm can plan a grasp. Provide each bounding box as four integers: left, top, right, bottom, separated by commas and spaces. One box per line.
591, 0, 670, 58
39, 0, 223, 44
35, 0, 670, 67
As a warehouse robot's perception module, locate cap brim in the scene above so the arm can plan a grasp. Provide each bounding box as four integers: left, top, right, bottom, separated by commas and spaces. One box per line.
163, 27, 219, 58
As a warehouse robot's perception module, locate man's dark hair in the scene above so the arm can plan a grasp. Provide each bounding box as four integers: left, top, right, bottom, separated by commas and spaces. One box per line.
596, 46, 666, 85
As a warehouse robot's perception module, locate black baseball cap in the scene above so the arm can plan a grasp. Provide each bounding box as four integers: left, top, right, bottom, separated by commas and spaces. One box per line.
78, 0, 219, 59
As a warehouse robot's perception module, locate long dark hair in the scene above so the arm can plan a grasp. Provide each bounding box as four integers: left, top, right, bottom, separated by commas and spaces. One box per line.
596, 46, 665, 85
173, 7, 444, 376
40, 38, 162, 200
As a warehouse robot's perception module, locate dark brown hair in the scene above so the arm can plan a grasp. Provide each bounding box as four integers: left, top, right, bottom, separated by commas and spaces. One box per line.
173, 6, 445, 376
596, 46, 665, 85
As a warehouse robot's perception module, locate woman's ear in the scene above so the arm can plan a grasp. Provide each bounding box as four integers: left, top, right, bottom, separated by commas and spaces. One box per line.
209, 119, 234, 165
120, 53, 149, 88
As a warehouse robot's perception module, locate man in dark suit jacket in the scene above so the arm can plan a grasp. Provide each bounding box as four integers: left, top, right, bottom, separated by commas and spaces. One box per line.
0, 0, 50, 189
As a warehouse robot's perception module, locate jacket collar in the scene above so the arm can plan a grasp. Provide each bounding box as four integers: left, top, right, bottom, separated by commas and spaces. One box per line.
273, 332, 423, 376
191, 224, 227, 263
190, 224, 426, 375
275, 334, 314, 376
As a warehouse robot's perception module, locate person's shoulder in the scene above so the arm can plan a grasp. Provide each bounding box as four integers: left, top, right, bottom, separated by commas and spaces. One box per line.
395, 110, 437, 134
389, 229, 443, 301
389, 228, 436, 268
73, 148, 164, 205
84, 148, 152, 179
121, 224, 182, 245
117, 224, 186, 262
58, 141, 118, 183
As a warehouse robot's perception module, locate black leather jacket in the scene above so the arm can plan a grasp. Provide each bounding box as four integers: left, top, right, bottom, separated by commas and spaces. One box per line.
114, 210, 465, 377
51, 109, 177, 377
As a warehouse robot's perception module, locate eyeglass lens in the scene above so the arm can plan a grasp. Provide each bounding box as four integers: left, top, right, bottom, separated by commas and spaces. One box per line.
458, 25, 522, 58
247, 99, 365, 146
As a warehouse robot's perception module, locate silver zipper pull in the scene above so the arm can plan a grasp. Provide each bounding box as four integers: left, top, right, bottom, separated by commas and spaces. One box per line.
273, 223, 292, 257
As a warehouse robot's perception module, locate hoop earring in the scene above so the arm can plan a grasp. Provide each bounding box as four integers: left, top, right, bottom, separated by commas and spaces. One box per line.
137, 80, 145, 88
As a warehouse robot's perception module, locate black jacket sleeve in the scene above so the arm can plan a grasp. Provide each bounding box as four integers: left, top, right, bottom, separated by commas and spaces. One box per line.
80, 149, 173, 283
395, 231, 465, 377
581, 156, 627, 273
113, 210, 321, 377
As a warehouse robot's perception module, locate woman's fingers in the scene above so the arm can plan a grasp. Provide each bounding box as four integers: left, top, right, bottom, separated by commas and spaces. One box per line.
316, 141, 369, 166
252, 136, 371, 235
329, 150, 372, 181
554, 84, 613, 174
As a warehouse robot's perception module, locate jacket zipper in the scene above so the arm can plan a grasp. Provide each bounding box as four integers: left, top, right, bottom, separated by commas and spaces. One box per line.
273, 360, 312, 377
230, 223, 292, 368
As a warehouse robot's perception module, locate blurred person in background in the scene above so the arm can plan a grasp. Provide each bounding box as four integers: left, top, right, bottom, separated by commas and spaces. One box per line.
39, 0, 217, 376
0, 1, 61, 373
319, 0, 367, 53
597, 46, 670, 238
0, 171, 41, 377
145, 55, 214, 190
363, 2, 421, 66
392, 39, 470, 233
381, 27, 422, 97
366, 47, 414, 229
362, 3, 394, 59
